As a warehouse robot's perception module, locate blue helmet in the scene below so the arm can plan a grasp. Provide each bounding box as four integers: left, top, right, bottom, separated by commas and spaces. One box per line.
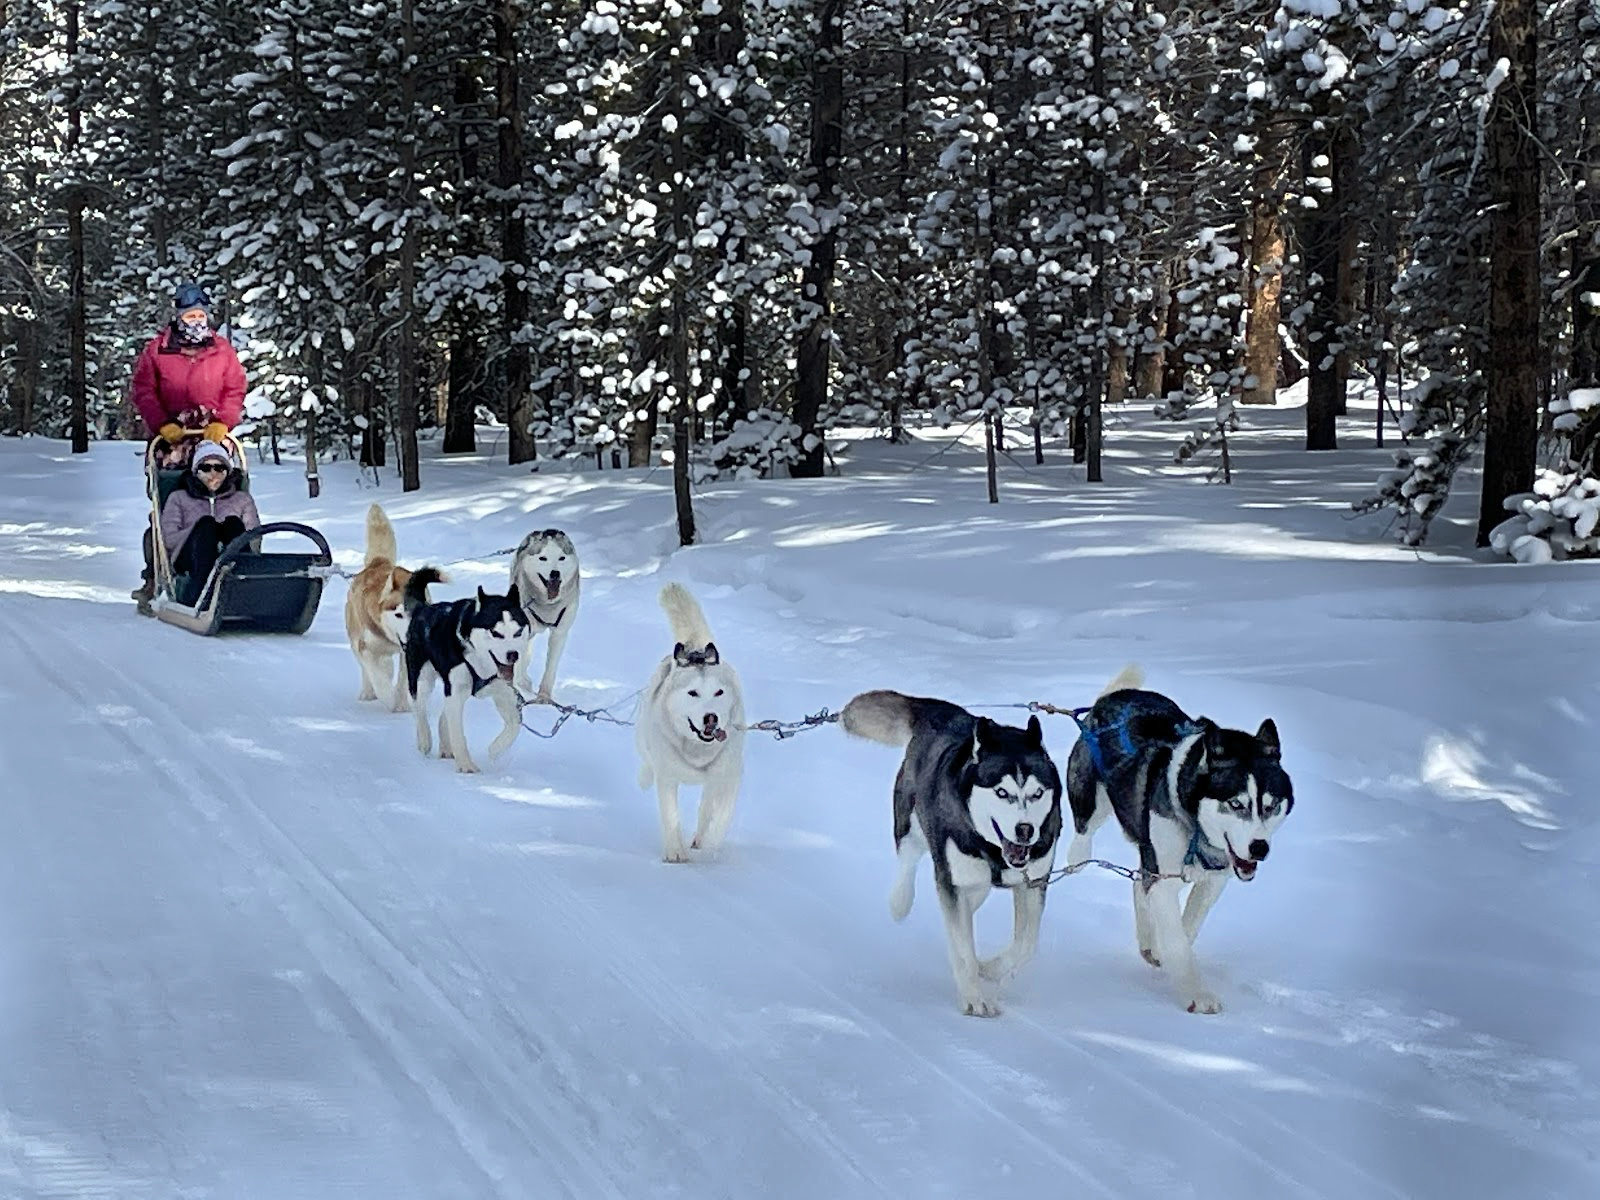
173, 282, 211, 312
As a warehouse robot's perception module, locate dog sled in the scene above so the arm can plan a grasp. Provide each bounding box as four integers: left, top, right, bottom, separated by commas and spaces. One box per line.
142, 432, 332, 636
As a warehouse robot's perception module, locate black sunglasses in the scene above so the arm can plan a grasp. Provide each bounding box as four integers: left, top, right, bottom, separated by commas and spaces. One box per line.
195, 461, 230, 475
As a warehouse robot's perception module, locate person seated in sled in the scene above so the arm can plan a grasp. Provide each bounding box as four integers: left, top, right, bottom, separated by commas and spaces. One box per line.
129, 281, 247, 606
154, 440, 261, 606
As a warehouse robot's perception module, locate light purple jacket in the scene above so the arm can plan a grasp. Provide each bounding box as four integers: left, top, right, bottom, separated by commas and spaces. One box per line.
160, 479, 260, 557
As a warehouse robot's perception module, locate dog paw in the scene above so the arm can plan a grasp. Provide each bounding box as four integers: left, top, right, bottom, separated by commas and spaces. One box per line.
1141, 947, 1162, 968
534, 690, 554, 705
1185, 991, 1222, 1015
454, 761, 481, 775
960, 995, 1003, 1018
662, 846, 689, 864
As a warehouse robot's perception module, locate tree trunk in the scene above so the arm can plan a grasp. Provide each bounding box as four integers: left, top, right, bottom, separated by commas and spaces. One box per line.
1085, 6, 1105, 482
1160, 272, 1185, 399
444, 338, 482, 453
396, 0, 421, 491
1106, 325, 1129, 406
628, 329, 661, 467
444, 63, 484, 454
497, 1, 535, 465
890, 0, 915, 445
1242, 153, 1286, 404
1570, 96, 1600, 469
1477, 0, 1540, 544
305, 338, 324, 498
63, 2, 88, 453
1333, 127, 1361, 416
984, 414, 998, 503
669, 12, 694, 543
1134, 290, 1164, 400
67, 198, 88, 452
791, 0, 843, 478
1301, 129, 1341, 450
141, 5, 167, 270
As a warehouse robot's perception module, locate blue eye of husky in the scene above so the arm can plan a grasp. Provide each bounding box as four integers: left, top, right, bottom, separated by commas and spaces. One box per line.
994, 786, 1011, 801
1225, 797, 1248, 812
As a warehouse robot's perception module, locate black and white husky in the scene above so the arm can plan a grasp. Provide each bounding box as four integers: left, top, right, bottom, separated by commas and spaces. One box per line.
402, 569, 531, 774
1065, 667, 1295, 1014
508, 528, 580, 703
842, 691, 1063, 1018
636, 583, 746, 862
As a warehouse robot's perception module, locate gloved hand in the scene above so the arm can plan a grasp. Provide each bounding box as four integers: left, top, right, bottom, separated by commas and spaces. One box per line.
202, 421, 229, 445
158, 422, 183, 446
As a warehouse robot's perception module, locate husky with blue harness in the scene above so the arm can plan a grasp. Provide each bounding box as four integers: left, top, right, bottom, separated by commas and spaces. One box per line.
1065, 666, 1294, 1014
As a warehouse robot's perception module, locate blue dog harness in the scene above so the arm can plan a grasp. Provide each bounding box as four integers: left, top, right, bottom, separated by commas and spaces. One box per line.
1067, 706, 1227, 873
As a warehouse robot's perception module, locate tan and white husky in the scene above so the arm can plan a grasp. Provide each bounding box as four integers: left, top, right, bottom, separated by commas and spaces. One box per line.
344, 504, 437, 711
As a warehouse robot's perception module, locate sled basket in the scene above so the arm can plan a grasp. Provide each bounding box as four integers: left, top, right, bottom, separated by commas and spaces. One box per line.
143, 435, 332, 636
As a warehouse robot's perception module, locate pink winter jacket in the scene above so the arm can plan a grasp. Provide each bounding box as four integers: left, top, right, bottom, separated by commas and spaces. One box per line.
130, 329, 247, 436
159, 479, 261, 557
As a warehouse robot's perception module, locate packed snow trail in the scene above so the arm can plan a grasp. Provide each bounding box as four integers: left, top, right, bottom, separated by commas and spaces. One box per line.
1, 406, 1596, 1198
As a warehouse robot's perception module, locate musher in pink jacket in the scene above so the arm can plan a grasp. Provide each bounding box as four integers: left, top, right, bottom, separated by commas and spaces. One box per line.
131, 283, 249, 607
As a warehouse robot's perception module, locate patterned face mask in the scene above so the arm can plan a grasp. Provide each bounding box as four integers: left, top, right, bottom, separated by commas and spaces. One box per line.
175, 312, 212, 346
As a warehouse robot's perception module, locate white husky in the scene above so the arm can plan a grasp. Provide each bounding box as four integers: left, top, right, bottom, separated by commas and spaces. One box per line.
636, 583, 746, 862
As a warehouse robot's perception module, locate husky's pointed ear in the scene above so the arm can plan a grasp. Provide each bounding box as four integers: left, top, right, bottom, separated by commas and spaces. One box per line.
1026, 714, 1044, 747
506, 580, 521, 609
476, 585, 490, 605
1256, 718, 1281, 759
701, 641, 720, 666
1197, 717, 1225, 765
673, 641, 693, 667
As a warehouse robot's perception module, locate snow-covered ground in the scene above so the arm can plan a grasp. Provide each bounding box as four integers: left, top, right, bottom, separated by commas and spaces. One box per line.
1, 396, 1596, 1199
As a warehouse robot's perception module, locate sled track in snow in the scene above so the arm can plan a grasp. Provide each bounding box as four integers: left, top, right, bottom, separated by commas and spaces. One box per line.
0, 612, 625, 1200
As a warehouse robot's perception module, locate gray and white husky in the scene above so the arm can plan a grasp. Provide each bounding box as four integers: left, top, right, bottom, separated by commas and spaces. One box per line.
636, 583, 746, 863
842, 691, 1064, 1018
1065, 666, 1295, 1014
509, 528, 581, 703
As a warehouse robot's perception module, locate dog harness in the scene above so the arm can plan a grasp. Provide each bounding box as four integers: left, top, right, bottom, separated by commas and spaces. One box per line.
1070, 707, 1226, 872
525, 604, 566, 629
1184, 830, 1229, 872
466, 658, 508, 695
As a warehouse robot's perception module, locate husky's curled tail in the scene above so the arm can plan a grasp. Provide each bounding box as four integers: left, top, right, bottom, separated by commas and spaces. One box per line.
841, 690, 974, 748
403, 566, 448, 612
1098, 663, 1144, 697
363, 504, 399, 567
660, 581, 715, 648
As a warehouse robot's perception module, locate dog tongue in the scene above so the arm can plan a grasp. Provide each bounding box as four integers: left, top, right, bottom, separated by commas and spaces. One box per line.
1003, 842, 1030, 868
545, 580, 560, 600
497, 660, 516, 681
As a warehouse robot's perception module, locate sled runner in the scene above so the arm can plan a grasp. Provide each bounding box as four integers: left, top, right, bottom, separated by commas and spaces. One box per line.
143, 433, 331, 636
